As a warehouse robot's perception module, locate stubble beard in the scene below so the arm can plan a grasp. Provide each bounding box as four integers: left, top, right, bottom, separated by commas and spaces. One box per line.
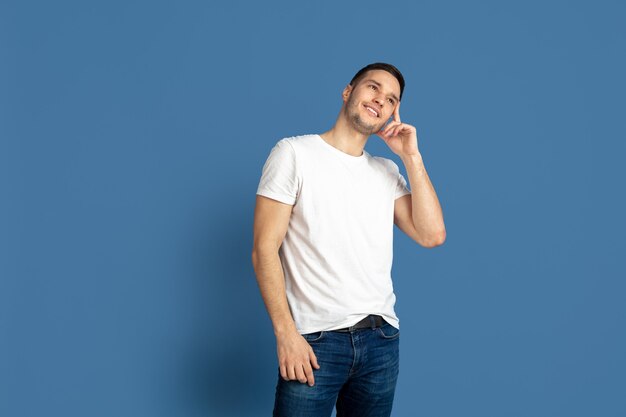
345, 97, 385, 135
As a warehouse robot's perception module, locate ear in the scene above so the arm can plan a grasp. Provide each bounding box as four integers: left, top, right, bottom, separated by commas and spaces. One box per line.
342, 84, 353, 102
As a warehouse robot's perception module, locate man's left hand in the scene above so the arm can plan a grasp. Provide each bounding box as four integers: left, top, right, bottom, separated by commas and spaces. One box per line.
376, 101, 420, 158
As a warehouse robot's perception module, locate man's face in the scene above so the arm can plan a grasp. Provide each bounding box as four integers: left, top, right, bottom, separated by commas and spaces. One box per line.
343, 69, 401, 135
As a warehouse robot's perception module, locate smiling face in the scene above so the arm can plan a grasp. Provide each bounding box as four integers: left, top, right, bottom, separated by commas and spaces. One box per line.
342, 69, 401, 135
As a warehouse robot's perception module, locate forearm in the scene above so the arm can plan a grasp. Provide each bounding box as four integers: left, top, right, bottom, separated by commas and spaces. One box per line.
400, 153, 446, 245
252, 248, 298, 337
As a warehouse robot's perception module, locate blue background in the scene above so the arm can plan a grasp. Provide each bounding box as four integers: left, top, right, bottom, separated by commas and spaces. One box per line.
2, 1, 625, 416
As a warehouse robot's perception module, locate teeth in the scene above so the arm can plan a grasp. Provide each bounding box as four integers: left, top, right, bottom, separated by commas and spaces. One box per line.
365, 106, 378, 117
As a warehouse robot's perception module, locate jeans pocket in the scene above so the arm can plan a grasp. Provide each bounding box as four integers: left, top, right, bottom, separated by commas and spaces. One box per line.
376, 323, 400, 340
301, 331, 326, 343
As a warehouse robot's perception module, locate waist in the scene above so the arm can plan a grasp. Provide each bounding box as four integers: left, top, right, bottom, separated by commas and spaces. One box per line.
332, 315, 386, 332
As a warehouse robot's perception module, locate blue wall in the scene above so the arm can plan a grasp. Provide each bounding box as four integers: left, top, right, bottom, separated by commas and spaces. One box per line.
2, 1, 625, 416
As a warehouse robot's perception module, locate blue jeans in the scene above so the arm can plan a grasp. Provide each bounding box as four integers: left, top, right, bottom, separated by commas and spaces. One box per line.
273, 323, 400, 417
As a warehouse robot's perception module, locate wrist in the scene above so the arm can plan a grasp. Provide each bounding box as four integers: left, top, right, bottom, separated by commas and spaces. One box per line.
274, 322, 298, 338
401, 152, 423, 166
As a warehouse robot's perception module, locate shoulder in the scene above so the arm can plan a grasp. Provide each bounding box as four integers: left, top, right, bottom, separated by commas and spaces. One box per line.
263, 134, 319, 168
372, 155, 401, 174
277, 134, 318, 149
270, 134, 321, 159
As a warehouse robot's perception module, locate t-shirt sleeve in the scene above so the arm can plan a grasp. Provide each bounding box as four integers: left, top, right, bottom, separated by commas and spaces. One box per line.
256, 139, 299, 205
394, 163, 411, 200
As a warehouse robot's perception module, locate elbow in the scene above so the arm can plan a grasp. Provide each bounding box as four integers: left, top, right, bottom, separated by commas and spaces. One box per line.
251, 250, 258, 269
251, 246, 264, 269
251, 244, 279, 268
419, 229, 446, 248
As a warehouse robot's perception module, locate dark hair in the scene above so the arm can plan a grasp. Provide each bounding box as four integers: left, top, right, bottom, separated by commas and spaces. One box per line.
349, 62, 405, 101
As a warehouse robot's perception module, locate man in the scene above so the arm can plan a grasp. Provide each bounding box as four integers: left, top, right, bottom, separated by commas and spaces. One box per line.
252, 62, 446, 417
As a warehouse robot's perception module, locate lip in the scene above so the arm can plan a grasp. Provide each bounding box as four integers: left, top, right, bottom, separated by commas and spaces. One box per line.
363, 104, 380, 118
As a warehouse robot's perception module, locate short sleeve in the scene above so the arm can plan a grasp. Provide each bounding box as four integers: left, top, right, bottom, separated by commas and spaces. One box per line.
394, 165, 411, 200
256, 139, 299, 205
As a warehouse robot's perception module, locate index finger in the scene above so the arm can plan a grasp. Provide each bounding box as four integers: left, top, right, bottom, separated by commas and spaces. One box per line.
393, 101, 401, 123
303, 362, 315, 386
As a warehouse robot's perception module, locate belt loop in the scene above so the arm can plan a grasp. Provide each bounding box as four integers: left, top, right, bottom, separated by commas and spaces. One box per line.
369, 315, 375, 330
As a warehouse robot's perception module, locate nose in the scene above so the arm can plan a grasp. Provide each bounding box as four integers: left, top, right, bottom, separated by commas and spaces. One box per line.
373, 94, 385, 107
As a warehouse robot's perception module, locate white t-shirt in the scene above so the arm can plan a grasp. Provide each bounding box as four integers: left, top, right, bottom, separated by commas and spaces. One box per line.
256, 134, 411, 334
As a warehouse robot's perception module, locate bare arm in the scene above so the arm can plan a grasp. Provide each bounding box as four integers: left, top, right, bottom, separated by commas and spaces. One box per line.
251, 195, 320, 386
394, 154, 446, 247
378, 101, 446, 247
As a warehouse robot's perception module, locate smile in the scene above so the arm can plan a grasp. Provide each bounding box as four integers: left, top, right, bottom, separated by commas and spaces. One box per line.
363, 104, 379, 118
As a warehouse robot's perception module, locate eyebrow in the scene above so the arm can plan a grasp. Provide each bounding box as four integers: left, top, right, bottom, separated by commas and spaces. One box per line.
364, 79, 400, 103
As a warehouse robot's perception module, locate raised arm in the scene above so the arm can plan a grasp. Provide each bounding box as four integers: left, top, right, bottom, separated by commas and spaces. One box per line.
378, 102, 446, 247
251, 195, 320, 386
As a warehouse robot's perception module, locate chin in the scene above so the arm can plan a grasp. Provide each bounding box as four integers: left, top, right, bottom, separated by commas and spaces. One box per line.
350, 115, 379, 135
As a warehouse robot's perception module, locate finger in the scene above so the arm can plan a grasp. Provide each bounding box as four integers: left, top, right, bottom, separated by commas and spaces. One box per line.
376, 131, 390, 142
393, 101, 401, 123
392, 124, 405, 136
381, 121, 399, 133
280, 364, 288, 380
310, 349, 320, 369
395, 123, 411, 136
382, 121, 401, 136
303, 362, 315, 387
287, 366, 296, 381
295, 364, 308, 384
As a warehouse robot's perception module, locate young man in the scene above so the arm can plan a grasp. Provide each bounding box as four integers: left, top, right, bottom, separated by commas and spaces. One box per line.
252, 62, 446, 417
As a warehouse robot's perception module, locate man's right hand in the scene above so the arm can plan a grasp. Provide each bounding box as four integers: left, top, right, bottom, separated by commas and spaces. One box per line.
276, 331, 320, 386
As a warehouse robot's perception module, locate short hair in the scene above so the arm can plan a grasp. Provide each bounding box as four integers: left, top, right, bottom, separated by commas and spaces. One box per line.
349, 62, 405, 101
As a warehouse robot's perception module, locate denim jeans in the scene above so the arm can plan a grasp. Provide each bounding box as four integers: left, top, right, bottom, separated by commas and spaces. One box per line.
273, 322, 400, 417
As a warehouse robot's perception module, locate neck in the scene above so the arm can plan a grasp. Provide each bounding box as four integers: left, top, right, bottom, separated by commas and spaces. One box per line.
319, 107, 370, 157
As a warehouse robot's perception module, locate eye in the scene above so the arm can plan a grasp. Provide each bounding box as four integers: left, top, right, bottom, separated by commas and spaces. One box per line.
369, 84, 377, 90
388, 98, 395, 104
